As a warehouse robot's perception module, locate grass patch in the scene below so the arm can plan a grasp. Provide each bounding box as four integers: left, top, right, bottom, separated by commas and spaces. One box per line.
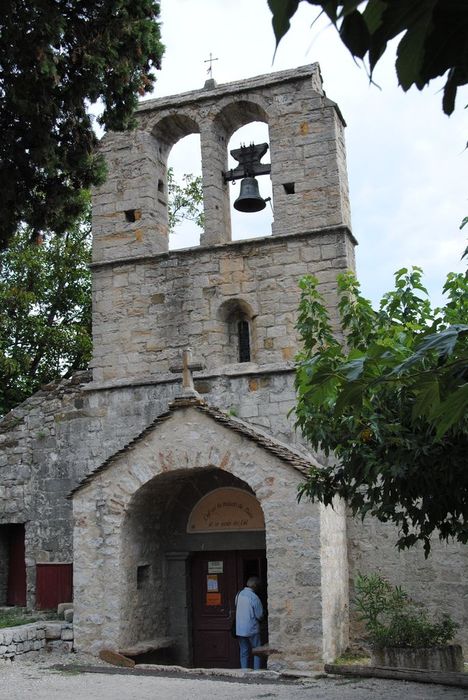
334, 651, 370, 666
0, 608, 57, 629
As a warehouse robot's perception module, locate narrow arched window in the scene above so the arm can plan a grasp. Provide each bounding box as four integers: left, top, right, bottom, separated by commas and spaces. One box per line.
238, 319, 251, 362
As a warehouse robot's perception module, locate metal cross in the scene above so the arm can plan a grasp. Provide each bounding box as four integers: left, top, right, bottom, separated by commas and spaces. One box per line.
204, 52, 218, 78
170, 348, 204, 391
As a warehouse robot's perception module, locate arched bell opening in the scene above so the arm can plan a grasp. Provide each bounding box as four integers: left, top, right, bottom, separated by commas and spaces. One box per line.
120, 467, 267, 668
150, 114, 202, 250
227, 121, 273, 241
166, 133, 204, 250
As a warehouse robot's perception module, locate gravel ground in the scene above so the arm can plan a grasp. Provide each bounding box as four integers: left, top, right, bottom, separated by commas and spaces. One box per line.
0, 653, 467, 700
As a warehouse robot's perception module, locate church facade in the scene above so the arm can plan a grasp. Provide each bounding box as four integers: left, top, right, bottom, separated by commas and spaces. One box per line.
0, 65, 466, 670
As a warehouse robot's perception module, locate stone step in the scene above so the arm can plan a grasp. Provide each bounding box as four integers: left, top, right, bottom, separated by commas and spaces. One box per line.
118, 637, 175, 657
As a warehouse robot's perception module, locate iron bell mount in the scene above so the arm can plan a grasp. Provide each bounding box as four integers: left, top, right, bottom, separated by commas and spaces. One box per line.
223, 143, 271, 213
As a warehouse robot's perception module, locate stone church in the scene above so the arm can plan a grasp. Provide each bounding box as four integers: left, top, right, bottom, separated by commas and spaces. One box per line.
0, 64, 466, 670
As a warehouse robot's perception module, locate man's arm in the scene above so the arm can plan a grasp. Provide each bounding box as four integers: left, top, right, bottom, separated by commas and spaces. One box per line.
253, 594, 263, 621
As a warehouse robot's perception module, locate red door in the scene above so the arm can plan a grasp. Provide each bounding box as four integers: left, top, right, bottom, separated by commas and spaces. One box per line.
36, 563, 73, 610
191, 550, 267, 668
6, 524, 26, 607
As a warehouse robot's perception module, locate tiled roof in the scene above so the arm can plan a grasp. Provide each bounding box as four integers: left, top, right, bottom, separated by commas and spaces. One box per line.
69, 394, 319, 498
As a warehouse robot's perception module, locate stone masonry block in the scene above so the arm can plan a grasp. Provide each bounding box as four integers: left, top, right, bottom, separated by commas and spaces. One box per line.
61, 628, 74, 641
44, 623, 62, 640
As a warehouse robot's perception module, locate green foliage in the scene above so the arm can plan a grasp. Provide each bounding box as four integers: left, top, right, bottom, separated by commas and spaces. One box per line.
0, 170, 204, 415
167, 168, 204, 233
354, 573, 459, 648
0, 608, 56, 628
0, 210, 92, 416
268, 1, 468, 115
295, 267, 468, 554
0, 0, 164, 248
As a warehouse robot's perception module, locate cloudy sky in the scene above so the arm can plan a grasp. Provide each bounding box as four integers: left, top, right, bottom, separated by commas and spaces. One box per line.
145, 0, 466, 306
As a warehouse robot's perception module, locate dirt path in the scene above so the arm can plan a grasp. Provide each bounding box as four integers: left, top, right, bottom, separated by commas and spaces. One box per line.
1, 654, 466, 700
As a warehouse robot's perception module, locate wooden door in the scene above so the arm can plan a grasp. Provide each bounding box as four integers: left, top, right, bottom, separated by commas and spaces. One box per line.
36, 563, 73, 610
191, 551, 239, 668
6, 524, 26, 607
191, 550, 267, 668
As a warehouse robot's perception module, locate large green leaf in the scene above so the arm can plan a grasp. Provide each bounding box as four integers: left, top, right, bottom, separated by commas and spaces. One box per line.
433, 383, 468, 439
411, 377, 440, 422
395, 3, 435, 90
393, 325, 468, 373
268, 0, 300, 46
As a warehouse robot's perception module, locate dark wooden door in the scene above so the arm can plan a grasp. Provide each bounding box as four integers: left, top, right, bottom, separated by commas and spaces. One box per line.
6, 524, 26, 607
36, 563, 73, 610
191, 550, 267, 668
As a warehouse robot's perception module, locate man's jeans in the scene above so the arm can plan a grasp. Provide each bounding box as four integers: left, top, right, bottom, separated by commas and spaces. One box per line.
238, 633, 262, 670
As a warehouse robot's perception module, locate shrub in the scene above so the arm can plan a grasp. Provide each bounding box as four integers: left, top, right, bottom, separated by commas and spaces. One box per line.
354, 573, 459, 648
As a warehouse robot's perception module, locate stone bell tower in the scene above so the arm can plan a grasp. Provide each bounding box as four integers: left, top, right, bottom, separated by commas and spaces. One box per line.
75, 64, 357, 669
89, 63, 355, 391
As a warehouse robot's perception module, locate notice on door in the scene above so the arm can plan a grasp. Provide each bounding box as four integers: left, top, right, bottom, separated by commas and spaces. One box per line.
206, 592, 222, 606
208, 560, 223, 574
207, 574, 219, 592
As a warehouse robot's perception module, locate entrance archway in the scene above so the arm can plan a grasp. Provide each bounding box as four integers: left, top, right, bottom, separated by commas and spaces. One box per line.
121, 467, 267, 668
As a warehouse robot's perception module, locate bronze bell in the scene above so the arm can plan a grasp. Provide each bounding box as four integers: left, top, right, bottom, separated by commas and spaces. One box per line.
233, 177, 266, 213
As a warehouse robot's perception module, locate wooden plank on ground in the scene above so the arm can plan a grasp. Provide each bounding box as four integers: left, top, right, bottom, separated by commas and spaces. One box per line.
324, 664, 468, 689
99, 649, 135, 668
118, 637, 174, 656
252, 644, 282, 657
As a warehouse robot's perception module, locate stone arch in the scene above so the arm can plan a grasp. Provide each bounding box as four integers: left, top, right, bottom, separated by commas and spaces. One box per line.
213, 99, 270, 142
119, 466, 266, 665
151, 113, 200, 155
148, 114, 203, 248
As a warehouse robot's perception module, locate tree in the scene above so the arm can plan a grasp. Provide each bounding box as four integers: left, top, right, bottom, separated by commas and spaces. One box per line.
167, 168, 204, 232
0, 211, 92, 416
0, 171, 204, 416
0, 0, 164, 249
268, 1, 468, 115
294, 267, 468, 554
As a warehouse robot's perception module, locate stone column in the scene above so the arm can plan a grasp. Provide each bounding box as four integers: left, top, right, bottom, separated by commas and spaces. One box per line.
92, 130, 167, 264
199, 122, 232, 246
165, 551, 192, 666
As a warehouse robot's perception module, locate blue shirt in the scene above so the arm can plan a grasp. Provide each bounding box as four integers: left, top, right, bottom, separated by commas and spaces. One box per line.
235, 587, 263, 637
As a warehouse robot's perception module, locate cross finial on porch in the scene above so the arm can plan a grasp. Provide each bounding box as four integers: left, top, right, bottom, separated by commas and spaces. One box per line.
182, 348, 195, 390
170, 347, 204, 395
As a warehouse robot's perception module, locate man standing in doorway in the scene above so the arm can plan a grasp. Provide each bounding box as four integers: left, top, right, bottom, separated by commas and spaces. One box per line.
235, 576, 263, 670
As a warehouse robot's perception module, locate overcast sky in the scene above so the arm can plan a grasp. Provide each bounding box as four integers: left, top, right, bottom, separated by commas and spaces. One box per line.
145, 0, 467, 306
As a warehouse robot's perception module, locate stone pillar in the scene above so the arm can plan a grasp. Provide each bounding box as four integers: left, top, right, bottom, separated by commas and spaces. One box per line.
165, 551, 192, 666
73, 498, 124, 654
320, 498, 349, 662
199, 122, 232, 246
92, 130, 167, 264
268, 78, 351, 236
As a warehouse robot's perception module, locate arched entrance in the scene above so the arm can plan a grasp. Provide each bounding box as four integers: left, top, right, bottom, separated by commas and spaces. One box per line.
121, 467, 267, 668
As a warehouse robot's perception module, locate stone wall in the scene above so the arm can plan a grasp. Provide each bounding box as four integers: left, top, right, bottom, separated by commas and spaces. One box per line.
0, 361, 310, 601
1, 364, 467, 657
0, 621, 72, 660
0, 373, 95, 607
1, 367, 467, 657
347, 517, 468, 650
90, 227, 355, 386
